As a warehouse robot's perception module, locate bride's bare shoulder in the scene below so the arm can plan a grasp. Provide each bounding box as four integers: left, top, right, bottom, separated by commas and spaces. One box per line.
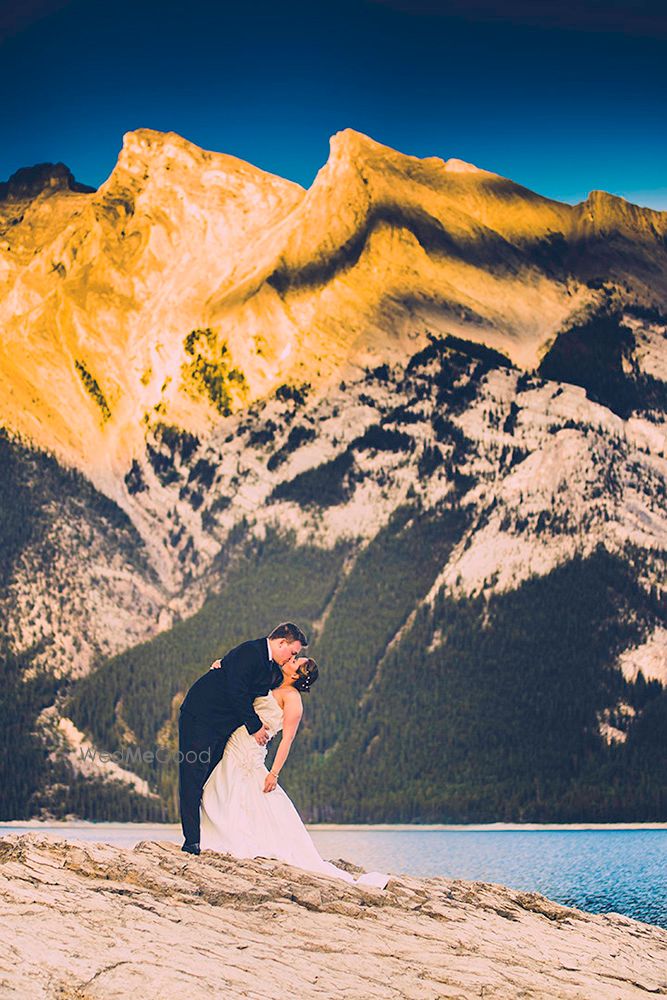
272, 686, 301, 705
276, 687, 303, 712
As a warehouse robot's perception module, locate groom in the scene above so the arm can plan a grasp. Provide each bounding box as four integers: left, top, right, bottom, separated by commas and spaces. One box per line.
178, 622, 308, 854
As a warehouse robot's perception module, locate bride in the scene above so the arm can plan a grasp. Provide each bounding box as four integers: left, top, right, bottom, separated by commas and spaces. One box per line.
199, 655, 388, 889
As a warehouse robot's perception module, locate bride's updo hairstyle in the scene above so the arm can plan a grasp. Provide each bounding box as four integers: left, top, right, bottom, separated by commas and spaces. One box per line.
293, 657, 319, 693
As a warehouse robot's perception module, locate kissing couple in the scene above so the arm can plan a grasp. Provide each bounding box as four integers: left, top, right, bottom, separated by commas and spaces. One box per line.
178, 621, 388, 888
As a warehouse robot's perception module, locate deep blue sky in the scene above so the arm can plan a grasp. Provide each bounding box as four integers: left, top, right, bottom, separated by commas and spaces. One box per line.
1, 0, 665, 208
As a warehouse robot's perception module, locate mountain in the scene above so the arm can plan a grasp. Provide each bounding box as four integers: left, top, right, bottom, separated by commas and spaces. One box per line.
2, 128, 666, 488
62, 325, 667, 822
0, 129, 665, 821
0, 162, 95, 201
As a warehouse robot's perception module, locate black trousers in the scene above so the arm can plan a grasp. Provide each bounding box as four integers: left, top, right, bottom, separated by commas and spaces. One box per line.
178, 709, 232, 846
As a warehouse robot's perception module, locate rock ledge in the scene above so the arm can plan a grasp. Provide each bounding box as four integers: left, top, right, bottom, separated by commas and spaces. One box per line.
0, 833, 665, 999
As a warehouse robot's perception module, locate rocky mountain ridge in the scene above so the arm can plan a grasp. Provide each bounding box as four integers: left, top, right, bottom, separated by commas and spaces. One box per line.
0, 162, 95, 202
1, 128, 666, 491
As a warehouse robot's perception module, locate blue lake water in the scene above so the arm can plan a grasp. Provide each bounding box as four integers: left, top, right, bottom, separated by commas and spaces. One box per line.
2, 824, 665, 929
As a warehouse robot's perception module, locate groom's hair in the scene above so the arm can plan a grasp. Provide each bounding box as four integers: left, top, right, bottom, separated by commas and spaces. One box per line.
269, 622, 308, 646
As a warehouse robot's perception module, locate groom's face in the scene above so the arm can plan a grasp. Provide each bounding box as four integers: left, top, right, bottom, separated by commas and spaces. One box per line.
273, 639, 303, 665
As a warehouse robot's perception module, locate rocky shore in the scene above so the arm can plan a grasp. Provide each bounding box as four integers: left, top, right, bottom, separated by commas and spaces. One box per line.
0, 833, 665, 999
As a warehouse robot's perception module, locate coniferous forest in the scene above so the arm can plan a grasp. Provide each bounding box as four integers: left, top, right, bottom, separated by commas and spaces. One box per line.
59, 526, 666, 824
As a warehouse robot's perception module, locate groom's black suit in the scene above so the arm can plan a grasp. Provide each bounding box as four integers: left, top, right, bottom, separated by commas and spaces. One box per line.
178, 636, 283, 847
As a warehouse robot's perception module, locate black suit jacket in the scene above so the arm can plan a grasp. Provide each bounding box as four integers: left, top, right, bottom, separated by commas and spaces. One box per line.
180, 637, 282, 735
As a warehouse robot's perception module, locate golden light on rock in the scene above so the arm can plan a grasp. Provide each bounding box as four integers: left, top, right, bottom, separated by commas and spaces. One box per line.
1, 126, 665, 494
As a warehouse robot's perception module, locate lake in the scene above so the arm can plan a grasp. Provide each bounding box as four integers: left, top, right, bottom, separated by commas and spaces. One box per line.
2, 823, 665, 929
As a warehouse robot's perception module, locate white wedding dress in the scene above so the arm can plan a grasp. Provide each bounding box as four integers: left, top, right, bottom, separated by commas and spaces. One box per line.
199, 691, 388, 888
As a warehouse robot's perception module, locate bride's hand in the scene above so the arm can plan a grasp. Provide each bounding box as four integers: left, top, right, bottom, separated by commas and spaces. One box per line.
263, 771, 278, 793
209, 659, 222, 670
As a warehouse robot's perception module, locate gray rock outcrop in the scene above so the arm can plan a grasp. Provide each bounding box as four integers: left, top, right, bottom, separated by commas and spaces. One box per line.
0, 833, 665, 998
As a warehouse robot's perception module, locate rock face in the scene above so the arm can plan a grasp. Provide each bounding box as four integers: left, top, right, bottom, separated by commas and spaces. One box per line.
0, 833, 665, 999
1, 127, 666, 485
0, 162, 95, 201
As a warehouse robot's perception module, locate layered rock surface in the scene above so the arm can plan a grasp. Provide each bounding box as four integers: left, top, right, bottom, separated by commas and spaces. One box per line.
0, 833, 665, 999
2, 127, 666, 484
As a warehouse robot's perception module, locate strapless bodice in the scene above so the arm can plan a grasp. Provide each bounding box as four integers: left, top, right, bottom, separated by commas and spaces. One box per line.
253, 690, 283, 738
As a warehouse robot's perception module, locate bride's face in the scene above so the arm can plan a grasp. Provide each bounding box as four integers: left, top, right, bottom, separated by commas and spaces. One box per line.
282, 655, 306, 683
